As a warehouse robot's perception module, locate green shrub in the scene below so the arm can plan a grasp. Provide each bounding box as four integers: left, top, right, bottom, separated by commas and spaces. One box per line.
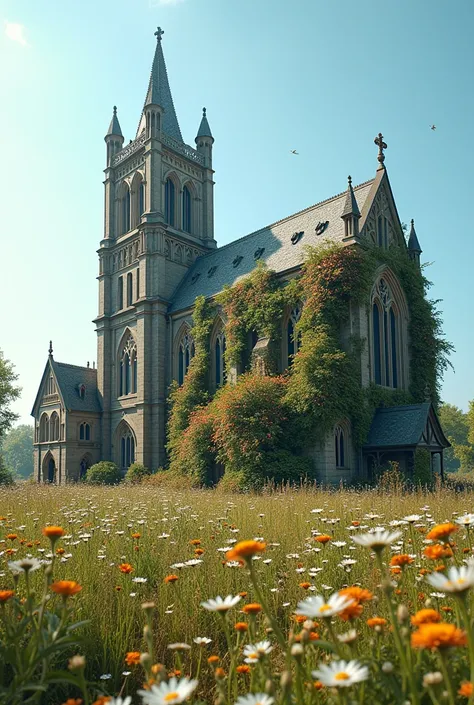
85, 461, 121, 485
413, 448, 433, 488
124, 462, 152, 484
0, 455, 14, 486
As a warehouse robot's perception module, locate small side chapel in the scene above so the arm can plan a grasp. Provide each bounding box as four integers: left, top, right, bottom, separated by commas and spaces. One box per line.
32, 29, 449, 484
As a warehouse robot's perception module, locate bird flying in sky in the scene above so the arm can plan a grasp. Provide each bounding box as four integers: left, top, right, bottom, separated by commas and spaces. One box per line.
430, 125, 436, 130
290, 149, 299, 154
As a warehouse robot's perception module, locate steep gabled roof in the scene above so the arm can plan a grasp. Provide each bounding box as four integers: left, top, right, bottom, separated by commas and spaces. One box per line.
106, 106, 123, 138
136, 32, 183, 142
169, 178, 374, 312
31, 358, 101, 417
364, 404, 450, 450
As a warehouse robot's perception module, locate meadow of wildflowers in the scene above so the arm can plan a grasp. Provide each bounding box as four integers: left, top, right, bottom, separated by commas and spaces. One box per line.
1, 483, 474, 704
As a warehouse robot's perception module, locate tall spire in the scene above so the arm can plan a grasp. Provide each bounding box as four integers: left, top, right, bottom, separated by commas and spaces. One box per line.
341, 175, 360, 218
136, 27, 183, 142
196, 107, 213, 140
106, 106, 122, 138
408, 218, 422, 259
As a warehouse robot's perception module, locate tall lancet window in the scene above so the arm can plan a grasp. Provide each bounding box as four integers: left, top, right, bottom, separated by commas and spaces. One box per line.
334, 426, 345, 468
214, 330, 227, 388
182, 185, 192, 233
119, 335, 137, 396
139, 182, 145, 217
120, 426, 135, 471
122, 187, 131, 234
177, 332, 194, 385
165, 178, 176, 227
371, 277, 401, 388
286, 304, 302, 368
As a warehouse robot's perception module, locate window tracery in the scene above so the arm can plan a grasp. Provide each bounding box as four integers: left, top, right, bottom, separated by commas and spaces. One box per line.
50, 412, 59, 441
119, 426, 135, 471
119, 335, 138, 396
371, 277, 401, 388
214, 329, 227, 388
286, 304, 302, 368
334, 425, 345, 468
177, 331, 195, 385
79, 422, 91, 441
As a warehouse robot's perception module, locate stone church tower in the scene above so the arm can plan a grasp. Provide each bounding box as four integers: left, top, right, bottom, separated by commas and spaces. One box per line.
96, 28, 216, 471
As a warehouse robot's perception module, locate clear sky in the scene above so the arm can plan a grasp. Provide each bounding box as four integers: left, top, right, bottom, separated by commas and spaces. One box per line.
1, 0, 473, 426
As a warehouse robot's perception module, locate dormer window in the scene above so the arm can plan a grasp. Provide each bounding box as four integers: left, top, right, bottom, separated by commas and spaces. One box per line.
232, 255, 243, 268
291, 231, 304, 245
315, 221, 329, 235
254, 247, 265, 260
79, 384, 86, 399
191, 272, 201, 284
207, 266, 217, 278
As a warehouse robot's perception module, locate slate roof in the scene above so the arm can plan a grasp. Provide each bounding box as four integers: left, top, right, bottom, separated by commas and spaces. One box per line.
408, 219, 422, 254
52, 361, 101, 413
136, 36, 183, 142
170, 178, 374, 312
106, 106, 123, 138
196, 109, 213, 139
364, 404, 449, 449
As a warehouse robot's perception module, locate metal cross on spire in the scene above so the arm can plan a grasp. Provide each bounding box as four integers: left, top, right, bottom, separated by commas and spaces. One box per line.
48, 341, 53, 357
374, 132, 387, 166
154, 26, 164, 41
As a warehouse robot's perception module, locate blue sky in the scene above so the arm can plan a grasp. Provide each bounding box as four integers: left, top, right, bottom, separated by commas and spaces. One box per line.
1, 0, 473, 425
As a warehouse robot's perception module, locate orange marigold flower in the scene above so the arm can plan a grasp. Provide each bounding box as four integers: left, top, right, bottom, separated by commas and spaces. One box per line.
391, 567, 402, 575
411, 622, 467, 650
309, 631, 320, 641
194, 548, 204, 556
164, 574, 178, 583
441, 606, 453, 613
237, 665, 250, 674
390, 554, 414, 567
42, 526, 66, 539
459, 682, 474, 697
426, 523, 458, 542
207, 655, 220, 664
419, 568, 431, 576
0, 590, 15, 603
339, 587, 373, 603
239, 592, 248, 598
226, 540, 266, 561
26, 542, 33, 548
351, 521, 360, 527
339, 602, 364, 621
299, 582, 311, 590
411, 609, 441, 626
125, 651, 141, 665
434, 564, 446, 572
131, 533, 141, 540
234, 622, 248, 632
5, 549, 16, 556
119, 563, 133, 574
313, 680, 324, 690
242, 603, 262, 615
190, 539, 201, 546
215, 667, 226, 679
61, 699, 83, 705
92, 698, 111, 705
6, 533, 17, 541
463, 548, 471, 554
114, 586, 122, 591
51, 581, 82, 597
423, 544, 453, 560
314, 535, 331, 544
418, 593, 426, 602
293, 615, 307, 624
367, 617, 387, 629
56, 547, 65, 555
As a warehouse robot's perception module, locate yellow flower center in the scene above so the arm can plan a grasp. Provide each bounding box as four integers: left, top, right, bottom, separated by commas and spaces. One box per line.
164, 693, 179, 703
248, 652, 258, 659
335, 672, 350, 681
456, 578, 467, 585
319, 604, 331, 613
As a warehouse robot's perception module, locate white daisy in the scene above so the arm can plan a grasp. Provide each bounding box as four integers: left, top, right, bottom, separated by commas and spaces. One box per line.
403, 515, 422, 523
294, 593, 354, 618
234, 695, 274, 705
106, 698, 132, 705
427, 564, 474, 593
312, 659, 369, 687
201, 595, 241, 612
352, 530, 402, 551
167, 642, 191, 651
8, 557, 43, 574
138, 677, 198, 705
455, 514, 474, 527
243, 640, 273, 663
193, 636, 212, 645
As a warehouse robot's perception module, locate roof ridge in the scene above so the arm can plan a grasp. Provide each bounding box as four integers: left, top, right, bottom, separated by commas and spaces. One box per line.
54, 361, 97, 373
193, 177, 375, 264
376, 403, 430, 412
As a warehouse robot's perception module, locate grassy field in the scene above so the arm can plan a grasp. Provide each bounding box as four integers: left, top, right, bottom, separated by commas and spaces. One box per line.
1, 482, 474, 704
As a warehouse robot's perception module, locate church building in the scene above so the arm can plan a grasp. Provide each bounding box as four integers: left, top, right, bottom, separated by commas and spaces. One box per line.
31, 29, 449, 484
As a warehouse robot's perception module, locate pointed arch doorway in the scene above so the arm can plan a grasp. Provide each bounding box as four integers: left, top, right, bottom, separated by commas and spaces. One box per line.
43, 453, 56, 484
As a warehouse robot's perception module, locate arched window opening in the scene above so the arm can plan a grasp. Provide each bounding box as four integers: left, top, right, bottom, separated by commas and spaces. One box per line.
371, 277, 403, 388
79, 422, 91, 441
165, 178, 176, 227
286, 304, 302, 368
177, 331, 194, 385
335, 426, 345, 468
127, 272, 133, 307
119, 335, 137, 397
139, 182, 145, 217
46, 375, 56, 396
136, 268, 140, 300
182, 185, 192, 233
118, 276, 124, 310
120, 426, 135, 471
377, 215, 389, 248
214, 330, 226, 388
50, 412, 59, 441
40, 413, 49, 442
122, 187, 131, 234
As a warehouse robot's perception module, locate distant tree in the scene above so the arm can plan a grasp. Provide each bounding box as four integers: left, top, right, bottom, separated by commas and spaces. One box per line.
0, 454, 14, 486
0, 350, 20, 442
2, 425, 34, 478
439, 403, 470, 472
468, 400, 474, 446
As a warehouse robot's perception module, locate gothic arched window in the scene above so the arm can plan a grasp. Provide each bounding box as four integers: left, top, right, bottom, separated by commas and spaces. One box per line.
214, 330, 226, 388
165, 177, 176, 227
286, 304, 302, 368
79, 422, 91, 441
371, 277, 402, 389
139, 182, 145, 217
119, 426, 135, 471
118, 276, 124, 310
335, 426, 345, 468
182, 185, 192, 233
127, 272, 133, 307
177, 331, 194, 385
39, 413, 49, 442
50, 412, 59, 441
119, 335, 137, 396
121, 186, 131, 234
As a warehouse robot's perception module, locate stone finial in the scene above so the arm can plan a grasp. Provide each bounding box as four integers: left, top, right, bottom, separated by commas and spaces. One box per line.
155, 26, 164, 41
48, 340, 53, 357
374, 132, 387, 166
